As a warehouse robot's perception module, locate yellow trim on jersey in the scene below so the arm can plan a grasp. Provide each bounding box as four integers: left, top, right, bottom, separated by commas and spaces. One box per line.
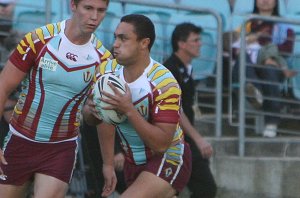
20, 40, 27, 47
25, 33, 36, 54
111, 59, 118, 70
16, 44, 26, 55
166, 159, 179, 166
57, 22, 61, 33
155, 78, 178, 90
173, 133, 183, 142
152, 69, 169, 81
148, 63, 160, 77
99, 61, 109, 75
96, 40, 103, 49
101, 50, 111, 61
36, 28, 46, 44
74, 122, 80, 127
158, 104, 180, 111
14, 106, 22, 115
46, 24, 55, 37
165, 98, 179, 103
155, 86, 181, 102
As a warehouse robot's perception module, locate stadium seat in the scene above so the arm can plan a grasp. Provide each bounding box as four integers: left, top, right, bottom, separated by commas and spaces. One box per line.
107, 0, 125, 17
285, 0, 300, 15
14, 11, 55, 34
290, 34, 300, 99
176, 0, 231, 32
13, 0, 69, 33
290, 55, 300, 100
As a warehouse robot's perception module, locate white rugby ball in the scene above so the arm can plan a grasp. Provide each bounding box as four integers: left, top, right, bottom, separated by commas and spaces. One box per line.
93, 73, 127, 125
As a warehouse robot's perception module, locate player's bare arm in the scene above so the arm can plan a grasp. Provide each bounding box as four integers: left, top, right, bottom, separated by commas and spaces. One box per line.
0, 61, 27, 172
101, 83, 176, 153
97, 123, 117, 197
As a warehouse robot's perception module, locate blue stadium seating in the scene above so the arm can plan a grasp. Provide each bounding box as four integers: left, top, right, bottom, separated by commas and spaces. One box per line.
14, 11, 54, 33
283, 0, 300, 34
285, 0, 300, 15
175, 0, 231, 32
290, 34, 300, 99
107, 0, 125, 17
13, 0, 68, 33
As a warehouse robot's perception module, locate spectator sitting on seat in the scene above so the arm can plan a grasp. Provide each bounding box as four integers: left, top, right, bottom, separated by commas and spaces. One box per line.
232, 0, 297, 138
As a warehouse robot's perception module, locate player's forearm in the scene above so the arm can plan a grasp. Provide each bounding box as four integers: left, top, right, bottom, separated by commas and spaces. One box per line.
0, 85, 11, 121
97, 123, 116, 166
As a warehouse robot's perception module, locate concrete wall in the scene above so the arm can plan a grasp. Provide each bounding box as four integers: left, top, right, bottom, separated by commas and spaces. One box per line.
208, 138, 300, 198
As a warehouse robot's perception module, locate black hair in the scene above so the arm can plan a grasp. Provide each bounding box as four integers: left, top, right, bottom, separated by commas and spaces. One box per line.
120, 14, 155, 51
171, 22, 202, 52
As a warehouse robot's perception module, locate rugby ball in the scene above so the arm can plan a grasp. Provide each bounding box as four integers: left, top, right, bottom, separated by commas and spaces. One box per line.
93, 73, 127, 125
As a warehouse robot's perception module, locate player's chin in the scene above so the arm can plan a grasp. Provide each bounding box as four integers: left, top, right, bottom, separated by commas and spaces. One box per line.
86, 26, 97, 33
115, 57, 124, 64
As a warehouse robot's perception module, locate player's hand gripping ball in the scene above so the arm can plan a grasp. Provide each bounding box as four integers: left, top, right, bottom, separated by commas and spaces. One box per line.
93, 73, 127, 125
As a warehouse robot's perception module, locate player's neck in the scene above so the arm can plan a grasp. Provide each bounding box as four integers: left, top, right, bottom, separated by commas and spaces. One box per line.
64, 19, 91, 45
123, 56, 151, 83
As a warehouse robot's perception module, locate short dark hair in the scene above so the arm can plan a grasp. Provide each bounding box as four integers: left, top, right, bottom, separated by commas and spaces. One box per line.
171, 22, 202, 52
120, 14, 155, 51
73, 0, 110, 6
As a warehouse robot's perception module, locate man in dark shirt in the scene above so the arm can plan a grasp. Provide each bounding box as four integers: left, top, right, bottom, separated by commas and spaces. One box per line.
164, 22, 217, 198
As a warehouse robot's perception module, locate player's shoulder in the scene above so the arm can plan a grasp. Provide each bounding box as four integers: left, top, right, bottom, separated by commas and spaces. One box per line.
30, 21, 62, 42
99, 59, 123, 75
147, 59, 181, 98
15, 21, 63, 56
146, 59, 178, 83
90, 34, 112, 61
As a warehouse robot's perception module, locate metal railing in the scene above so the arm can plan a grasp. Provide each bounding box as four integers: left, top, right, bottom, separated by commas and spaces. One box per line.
233, 14, 300, 156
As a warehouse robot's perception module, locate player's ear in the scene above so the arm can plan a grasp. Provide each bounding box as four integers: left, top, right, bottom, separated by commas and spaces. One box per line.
140, 38, 150, 50
70, 0, 77, 11
178, 40, 186, 49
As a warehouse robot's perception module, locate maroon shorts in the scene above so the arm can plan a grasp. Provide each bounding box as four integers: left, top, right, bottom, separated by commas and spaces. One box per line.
124, 142, 192, 192
0, 134, 77, 185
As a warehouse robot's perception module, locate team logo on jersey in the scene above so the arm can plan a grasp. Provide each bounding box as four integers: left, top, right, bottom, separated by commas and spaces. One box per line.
137, 104, 148, 117
66, 52, 78, 62
38, 57, 58, 71
83, 70, 92, 83
165, 167, 173, 178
